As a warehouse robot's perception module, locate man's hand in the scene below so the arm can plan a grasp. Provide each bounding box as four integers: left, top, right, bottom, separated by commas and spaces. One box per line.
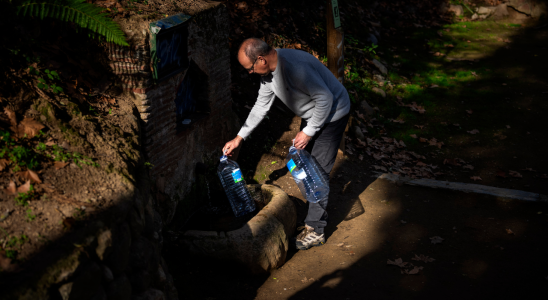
222, 136, 243, 156
293, 131, 311, 149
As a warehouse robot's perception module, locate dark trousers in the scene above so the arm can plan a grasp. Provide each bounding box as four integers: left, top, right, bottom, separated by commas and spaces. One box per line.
300, 114, 349, 234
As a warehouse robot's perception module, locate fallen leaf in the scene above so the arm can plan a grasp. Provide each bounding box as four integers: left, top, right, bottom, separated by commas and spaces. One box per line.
54, 161, 69, 170
466, 110, 473, 114
453, 123, 460, 126
14, 117, 45, 138
400, 220, 407, 224
467, 129, 480, 134
392, 119, 405, 124
470, 176, 482, 181
359, 154, 363, 161
416, 161, 427, 167
372, 165, 387, 172
412, 254, 435, 263
430, 236, 444, 244
410, 134, 417, 139
5, 181, 16, 195
419, 137, 428, 143
506, 229, 514, 235
244, 105, 252, 110
17, 180, 31, 193
506, 125, 511, 129
406, 266, 424, 275
4, 108, 17, 126
15, 170, 42, 183
463, 165, 474, 170
508, 170, 522, 178
521, 168, 536, 172
0, 159, 8, 171
387, 258, 408, 268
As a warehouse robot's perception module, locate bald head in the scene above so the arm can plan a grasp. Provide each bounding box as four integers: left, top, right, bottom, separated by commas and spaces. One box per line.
239, 38, 273, 62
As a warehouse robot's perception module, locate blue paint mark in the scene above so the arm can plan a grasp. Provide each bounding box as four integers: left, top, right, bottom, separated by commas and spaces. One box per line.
150, 14, 190, 82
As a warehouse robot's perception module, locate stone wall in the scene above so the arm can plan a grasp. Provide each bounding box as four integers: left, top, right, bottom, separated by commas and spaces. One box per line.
108, 2, 239, 225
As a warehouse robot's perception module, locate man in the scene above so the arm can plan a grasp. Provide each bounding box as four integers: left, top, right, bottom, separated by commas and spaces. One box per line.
222, 38, 350, 250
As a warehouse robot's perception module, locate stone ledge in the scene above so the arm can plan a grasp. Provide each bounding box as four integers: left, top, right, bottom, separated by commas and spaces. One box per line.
181, 184, 297, 274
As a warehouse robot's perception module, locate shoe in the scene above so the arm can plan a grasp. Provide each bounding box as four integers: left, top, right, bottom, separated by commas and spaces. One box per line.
296, 225, 325, 250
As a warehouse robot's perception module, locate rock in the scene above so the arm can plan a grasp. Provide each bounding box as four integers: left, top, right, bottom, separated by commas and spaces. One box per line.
153, 264, 167, 289
131, 289, 165, 300
372, 59, 387, 75
129, 236, 157, 272
55, 252, 81, 283
162, 274, 179, 300
471, 13, 479, 20
96, 229, 112, 261
58, 262, 102, 300
130, 270, 152, 294
507, 0, 547, 18
360, 100, 375, 116
129, 207, 145, 239
373, 74, 385, 83
106, 223, 131, 275
366, 33, 378, 46
101, 265, 114, 282
372, 87, 386, 98
477, 6, 497, 15
491, 3, 509, 20
353, 126, 365, 140
106, 275, 132, 300
448, 4, 463, 16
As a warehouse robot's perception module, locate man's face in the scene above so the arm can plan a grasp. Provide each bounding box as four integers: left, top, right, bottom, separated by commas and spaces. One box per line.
238, 50, 270, 76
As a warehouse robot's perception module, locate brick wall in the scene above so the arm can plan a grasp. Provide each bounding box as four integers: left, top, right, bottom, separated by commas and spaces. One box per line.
107, 2, 239, 224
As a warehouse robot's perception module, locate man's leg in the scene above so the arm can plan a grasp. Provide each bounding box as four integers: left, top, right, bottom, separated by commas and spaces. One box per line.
300, 114, 349, 234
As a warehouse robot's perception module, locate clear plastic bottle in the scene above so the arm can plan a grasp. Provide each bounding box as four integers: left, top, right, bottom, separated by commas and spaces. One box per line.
285, 143, 329, 203
217, 153, 256, 217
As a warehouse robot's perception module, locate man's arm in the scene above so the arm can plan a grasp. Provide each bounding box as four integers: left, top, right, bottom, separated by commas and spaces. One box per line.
236, 82, 276, 140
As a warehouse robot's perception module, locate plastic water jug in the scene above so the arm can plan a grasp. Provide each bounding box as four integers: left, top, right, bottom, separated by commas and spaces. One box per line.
217, 153, 256, 217
285, 143, 329, 203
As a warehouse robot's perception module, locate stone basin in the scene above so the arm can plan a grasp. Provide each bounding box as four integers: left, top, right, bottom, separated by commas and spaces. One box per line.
181, 184, 296, 273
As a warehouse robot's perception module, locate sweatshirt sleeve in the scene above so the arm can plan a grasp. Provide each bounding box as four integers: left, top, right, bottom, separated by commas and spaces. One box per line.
236, 81, 276, 140
292, 67, 334, 137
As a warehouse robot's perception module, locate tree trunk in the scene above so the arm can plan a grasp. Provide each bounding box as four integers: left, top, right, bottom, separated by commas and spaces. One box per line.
326, 0, 344, 84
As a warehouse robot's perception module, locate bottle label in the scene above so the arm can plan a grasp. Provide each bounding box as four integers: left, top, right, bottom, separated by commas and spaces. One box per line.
287, 159, 296, 172
232, 169, 243, 183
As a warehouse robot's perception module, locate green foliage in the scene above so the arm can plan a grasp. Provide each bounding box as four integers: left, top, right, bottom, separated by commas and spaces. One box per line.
1, 234, 29, 261
37, 69, 64, 94
26, 209, 36, 222
15, 185, 34, 206
363, 43, 378, 55
16, 0, 129, 46
0, 131, 39, 171
49, 145, 99, 168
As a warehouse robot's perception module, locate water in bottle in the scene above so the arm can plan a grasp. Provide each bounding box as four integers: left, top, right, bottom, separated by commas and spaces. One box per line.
285, 143, 329, 203
217, 153, 256, 217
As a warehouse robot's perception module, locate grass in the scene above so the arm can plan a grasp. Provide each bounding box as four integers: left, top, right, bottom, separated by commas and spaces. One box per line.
15, 185, 34, 206
341, 19, 537, 161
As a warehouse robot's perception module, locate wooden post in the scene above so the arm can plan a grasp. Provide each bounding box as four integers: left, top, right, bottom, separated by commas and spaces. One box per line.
326, 0, 344, 84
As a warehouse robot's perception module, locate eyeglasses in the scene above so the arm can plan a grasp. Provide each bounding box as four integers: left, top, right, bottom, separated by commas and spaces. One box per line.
245, 57, 259, 73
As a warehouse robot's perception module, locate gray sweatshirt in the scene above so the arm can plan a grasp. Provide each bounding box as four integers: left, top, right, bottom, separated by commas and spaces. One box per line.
237, 49, 350, 139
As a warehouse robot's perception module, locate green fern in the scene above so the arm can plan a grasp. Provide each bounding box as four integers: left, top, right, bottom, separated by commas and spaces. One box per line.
16, 0, 129, 46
